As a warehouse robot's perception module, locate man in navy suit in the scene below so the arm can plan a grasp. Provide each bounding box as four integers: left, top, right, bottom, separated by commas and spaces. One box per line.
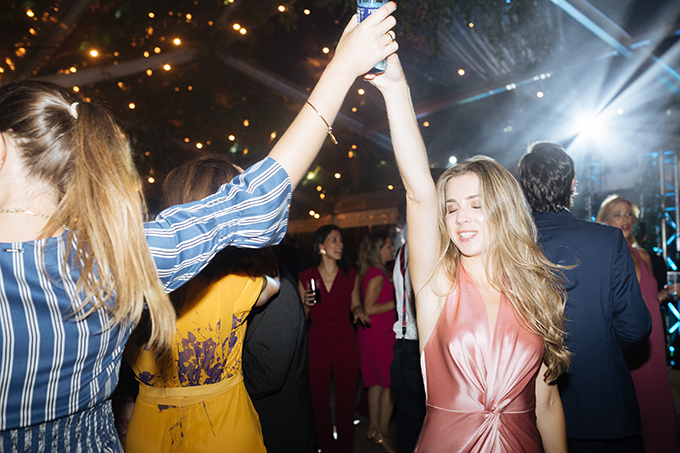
518, 142, 651, 453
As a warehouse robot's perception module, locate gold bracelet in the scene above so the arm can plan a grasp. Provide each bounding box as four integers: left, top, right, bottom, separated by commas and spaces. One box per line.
306, 101, 338, 145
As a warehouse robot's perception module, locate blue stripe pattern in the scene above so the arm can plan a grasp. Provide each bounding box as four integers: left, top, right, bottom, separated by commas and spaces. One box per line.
0, 157, 290, 437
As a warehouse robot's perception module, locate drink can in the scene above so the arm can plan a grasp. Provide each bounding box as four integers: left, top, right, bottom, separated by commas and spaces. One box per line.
357, 0, 388, 74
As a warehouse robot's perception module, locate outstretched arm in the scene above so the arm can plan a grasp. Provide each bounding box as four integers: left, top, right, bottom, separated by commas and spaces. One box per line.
268, 2, 398, 188
369, 54, 445, 350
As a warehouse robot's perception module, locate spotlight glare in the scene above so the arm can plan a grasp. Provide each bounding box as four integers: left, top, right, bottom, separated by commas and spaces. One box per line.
449, 156, 457, 165
536, 91, 544, 98
617, 108, 624, 115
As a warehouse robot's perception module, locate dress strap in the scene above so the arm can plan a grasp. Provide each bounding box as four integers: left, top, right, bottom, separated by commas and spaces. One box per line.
137, 375, 243, 407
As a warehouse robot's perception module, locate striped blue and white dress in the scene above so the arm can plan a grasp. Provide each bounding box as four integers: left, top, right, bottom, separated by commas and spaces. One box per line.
0, 157, 291, 452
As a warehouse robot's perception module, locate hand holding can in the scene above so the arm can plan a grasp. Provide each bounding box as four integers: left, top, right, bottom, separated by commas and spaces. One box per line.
357, 0, 389, 74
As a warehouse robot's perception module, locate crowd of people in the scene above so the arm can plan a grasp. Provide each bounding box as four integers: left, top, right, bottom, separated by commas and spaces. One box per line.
0, 2, 679, 452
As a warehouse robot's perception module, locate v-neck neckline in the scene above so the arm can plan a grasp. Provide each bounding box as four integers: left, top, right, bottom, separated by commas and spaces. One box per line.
462, 267, 502, 341
316, 266, 338, 294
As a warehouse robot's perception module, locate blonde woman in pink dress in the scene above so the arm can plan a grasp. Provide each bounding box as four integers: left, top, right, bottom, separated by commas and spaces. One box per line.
367, 53, 570, 452
597, 196, 680, 453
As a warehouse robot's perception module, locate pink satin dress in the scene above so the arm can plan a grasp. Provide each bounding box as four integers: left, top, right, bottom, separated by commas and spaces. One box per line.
415, 268, 545, 452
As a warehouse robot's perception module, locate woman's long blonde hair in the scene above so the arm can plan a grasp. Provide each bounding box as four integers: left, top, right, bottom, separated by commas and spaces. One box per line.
0, 81, 175, 352
434, 156, 569, 383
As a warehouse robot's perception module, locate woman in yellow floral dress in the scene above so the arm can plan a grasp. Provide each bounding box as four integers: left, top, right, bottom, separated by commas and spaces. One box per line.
124, 155, 280, 452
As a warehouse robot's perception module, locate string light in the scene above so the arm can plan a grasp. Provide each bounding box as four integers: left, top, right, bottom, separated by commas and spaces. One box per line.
26, 10, 35, 18
270, 131, 277, 140
184, 137, 190, 142
387, 185, 394, 190
239, 28, 247, 35
314, 213, 320, 219
173, 38, 181, 45
72, 86, 79, 92
320, 193, 325, 200
358, 88, 365, 95
163, 64, 171, 70
128, 103, 136, 109
196, 143, 203, 149
536, 91, 544, 98
154, 47, 161, 54
316, 186, 323, 192
348, 150, 354, 158
148, 177, 155, 183
458, 69, 465, 76
228, 135, 235, 141
243, 119, 249, 127
351, 107, 357, 112
146, 69, 152, 76
309, 210, 316, 217
322, 47, 329, 54
149, 12, 155, 18
468, 22, 474, 27
144, 51, 150, 57
278, 5, 286, 12
423, 121, 430, 127
90, 50, 99, 57
233, 24, 241, 30
334, 173, 341, 179
69, 66, 77, 73
304, 9, 310, 15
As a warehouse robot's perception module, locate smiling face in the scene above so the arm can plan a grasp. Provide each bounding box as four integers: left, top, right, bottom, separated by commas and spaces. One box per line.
607, 201, 636, 239
379, 236, 395, 265
444, 173, 488, 261
319, 229, 343, 261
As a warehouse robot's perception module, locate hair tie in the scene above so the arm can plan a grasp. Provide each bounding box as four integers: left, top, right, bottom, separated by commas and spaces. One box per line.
69, 102, 79, 119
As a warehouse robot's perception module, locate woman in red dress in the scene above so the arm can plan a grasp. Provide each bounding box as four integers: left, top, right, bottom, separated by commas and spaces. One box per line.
299, 225, 370, 453
357, 231, 397, 452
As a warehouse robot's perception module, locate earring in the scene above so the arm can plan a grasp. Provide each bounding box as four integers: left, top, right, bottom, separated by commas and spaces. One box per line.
319, 249, 326, 255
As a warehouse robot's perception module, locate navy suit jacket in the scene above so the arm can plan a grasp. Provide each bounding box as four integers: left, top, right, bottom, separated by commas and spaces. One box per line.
533, 210, 651, 440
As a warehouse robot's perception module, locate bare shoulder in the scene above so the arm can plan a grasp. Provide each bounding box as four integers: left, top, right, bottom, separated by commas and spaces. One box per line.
634, 245, 653, 271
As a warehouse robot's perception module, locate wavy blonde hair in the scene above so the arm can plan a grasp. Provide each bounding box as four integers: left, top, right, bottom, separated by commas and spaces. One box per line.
434, 156, 569, 383
0, 81, 175, 352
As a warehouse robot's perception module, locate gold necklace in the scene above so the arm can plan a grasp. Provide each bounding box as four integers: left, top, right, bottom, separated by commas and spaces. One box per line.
0, 208, 54, 220
0, 208, 68, 230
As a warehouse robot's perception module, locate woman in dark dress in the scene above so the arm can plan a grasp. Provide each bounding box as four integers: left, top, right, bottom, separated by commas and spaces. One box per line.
298, 225, 370, 453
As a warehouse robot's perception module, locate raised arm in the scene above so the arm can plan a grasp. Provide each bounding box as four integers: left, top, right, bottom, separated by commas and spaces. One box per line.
369, 55, 446, 349
268, 2, 397, 188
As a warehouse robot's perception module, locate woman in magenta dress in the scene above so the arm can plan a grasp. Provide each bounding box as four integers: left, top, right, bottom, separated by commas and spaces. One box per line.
368, 54, 570, 452
357, 231, 397, 452
597, 196, 680, 453
299, 225, 371, 453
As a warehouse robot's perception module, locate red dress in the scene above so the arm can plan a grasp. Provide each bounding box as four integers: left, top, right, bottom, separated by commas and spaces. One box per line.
627, 248, 680, 452
358, 266, 397, 388
416, 268, 545, 452
300, 266, 360, 453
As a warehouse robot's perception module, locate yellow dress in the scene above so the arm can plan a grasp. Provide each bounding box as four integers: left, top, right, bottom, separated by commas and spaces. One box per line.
124, 271, 266, 453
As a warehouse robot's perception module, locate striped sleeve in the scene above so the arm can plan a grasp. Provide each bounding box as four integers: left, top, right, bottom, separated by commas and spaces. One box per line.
145, 157, 292, 292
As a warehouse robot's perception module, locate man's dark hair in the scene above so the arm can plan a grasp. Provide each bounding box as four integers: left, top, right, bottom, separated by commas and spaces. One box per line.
518, 142, 575, 213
